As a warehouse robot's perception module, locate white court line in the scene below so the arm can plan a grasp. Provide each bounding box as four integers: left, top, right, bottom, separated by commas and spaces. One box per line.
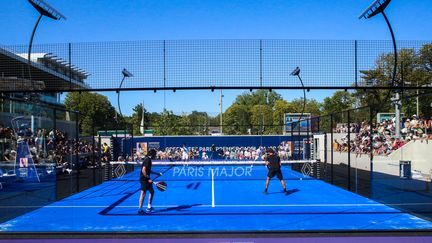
211, 168, 215, 208
1, 203, 432, 208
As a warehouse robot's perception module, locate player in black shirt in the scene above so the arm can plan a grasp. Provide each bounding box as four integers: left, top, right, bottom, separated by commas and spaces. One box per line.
264, 148, 288, 195
138, 149, 156, 214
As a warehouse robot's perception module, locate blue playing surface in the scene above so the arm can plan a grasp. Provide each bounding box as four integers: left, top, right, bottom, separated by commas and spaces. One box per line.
1, 164, 432, 232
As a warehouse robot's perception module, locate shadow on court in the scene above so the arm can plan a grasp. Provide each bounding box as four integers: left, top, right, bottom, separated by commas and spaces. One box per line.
156, 204, 204, 213
266, 189, 300, 195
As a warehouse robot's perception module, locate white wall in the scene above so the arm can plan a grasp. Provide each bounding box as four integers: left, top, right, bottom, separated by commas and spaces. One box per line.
319, 133, 432, 182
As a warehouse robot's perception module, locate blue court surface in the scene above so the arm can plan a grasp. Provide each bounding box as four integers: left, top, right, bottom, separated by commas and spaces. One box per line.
1, 164, 432, 232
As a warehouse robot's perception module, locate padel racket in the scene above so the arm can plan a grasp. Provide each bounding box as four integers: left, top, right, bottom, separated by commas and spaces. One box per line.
153, 181, 167, 192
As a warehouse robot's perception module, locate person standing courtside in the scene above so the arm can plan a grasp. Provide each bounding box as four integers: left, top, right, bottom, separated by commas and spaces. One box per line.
264, 148, 288, 195
138, 149, 156, 214
181, 143, 189, 165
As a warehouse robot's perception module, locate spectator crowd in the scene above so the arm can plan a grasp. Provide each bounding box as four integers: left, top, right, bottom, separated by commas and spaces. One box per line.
150, 141, 293, 162
1, 122, 101, 174
334, 115, 432, 156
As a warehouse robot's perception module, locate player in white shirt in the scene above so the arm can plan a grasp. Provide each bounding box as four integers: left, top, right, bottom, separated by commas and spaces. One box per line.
181, 143, 189, 164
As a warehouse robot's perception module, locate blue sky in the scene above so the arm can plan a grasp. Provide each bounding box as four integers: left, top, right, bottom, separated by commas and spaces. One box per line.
1, 0, 431, 115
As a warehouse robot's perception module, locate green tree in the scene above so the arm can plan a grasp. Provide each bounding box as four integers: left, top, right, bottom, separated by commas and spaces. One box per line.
234, 90, 282, 108
272, 99, 292, 134
153, 109, 181, 135
288, 98, 322, 115
353, 45, 432, 116
322, 91, 355, 115
188, 111, 210, 135
223, 104, 250, 135
64, 92, 117, 135
250, 104, 273, 135
176, 113, 193, 135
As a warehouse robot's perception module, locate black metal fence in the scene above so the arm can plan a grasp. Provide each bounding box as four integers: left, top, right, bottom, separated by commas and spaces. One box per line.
1, 39, 431, 92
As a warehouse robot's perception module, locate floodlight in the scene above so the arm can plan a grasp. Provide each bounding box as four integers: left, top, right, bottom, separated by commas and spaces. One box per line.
28, 0, 66, 20
290, 67, 301, 76
118, 68, 134, 120
122, 68, 133, 78
26, 0, 66, 93
359, 0, 392, 19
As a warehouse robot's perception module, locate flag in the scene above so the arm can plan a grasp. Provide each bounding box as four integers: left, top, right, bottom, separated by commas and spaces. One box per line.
140, 102, 145, 134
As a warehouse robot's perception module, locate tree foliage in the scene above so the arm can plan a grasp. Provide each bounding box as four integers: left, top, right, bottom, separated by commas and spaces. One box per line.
64, 92, 117, 135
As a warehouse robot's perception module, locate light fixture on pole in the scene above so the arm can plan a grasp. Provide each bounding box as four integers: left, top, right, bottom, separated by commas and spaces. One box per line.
359, 0, 400, 138
27, 0, 66, 93
290, 67, 307, 125
117, 68, 134, 121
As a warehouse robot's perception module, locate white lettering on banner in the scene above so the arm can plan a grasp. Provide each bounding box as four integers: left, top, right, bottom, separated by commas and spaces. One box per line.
245, 166, 252, 176
197, 167, 204, 177
219, 167, 227, 177
187, 167, 195, 177
171, 166, 253, 177
173, 166, 180, 176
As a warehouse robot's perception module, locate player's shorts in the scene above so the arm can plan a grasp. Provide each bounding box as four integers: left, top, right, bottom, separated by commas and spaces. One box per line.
267, 168, 283, 180
182, 154, 189, 160
140, 179, 154, 193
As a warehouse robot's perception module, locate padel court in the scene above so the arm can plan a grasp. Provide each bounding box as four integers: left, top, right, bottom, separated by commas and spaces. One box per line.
1, 162, 432, 232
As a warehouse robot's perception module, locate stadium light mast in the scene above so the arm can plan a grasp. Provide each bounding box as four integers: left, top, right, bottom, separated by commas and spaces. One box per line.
290, 67, 306, 124
359, 0, 400, 138
117, 68, 134, 121
27, 0, 66, 89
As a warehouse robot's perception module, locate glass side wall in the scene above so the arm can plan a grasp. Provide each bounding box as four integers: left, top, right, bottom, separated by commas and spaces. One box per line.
0, 97, 57, 222
372, 92, 432, 220
1, 90, 432, 232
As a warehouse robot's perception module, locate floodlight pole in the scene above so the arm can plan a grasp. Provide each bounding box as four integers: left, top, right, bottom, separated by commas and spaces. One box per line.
220, 89, 223, 135
291, 69, 306, 124
27, 13, 43, 84
381, 11, 400, 138
296, 74, 306, 123
27, 0, 66, 97
117, 68, 133, 125
117, 75, 127, 121
360, 1, 400, 138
